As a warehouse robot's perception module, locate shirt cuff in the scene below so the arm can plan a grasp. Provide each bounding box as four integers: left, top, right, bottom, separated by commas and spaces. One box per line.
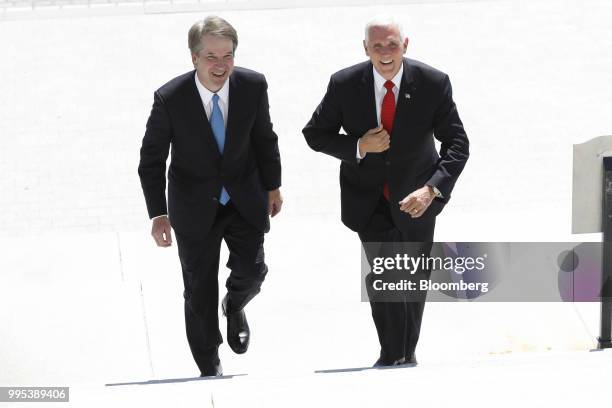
152, 214, 168, 220
356, 140, 365, 160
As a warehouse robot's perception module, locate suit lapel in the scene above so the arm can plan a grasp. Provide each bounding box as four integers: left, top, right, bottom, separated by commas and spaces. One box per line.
393, 58, 417, 137
187, 72, 222, 160
224, 72, 243, 158
359, 62, 379, 130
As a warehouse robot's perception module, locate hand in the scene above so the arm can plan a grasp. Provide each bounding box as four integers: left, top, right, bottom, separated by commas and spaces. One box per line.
151, 216, 173, 247
399, 186, 436, 218
358, 125, 390, 157
268, 189, 283, 217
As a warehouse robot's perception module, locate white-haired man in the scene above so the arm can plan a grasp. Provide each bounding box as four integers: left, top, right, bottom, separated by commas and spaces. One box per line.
303, 18, 469, 366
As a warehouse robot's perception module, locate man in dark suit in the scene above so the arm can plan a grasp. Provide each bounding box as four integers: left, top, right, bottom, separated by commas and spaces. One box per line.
303, 17, 469, 366
138, 16, 282, 377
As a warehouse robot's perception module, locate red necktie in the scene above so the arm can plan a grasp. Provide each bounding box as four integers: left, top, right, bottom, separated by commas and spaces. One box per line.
381, 80, 395, 200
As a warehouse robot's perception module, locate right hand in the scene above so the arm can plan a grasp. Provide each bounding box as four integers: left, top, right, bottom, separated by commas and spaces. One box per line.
151, 216, 173, 247
358, 125, 390, 157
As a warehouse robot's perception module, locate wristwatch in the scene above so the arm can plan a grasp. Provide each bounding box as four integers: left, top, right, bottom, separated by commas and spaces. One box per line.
428, 185, 442, 198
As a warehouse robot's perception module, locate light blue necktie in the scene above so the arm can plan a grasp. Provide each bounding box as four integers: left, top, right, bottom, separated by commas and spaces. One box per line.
210, 94, 230, 205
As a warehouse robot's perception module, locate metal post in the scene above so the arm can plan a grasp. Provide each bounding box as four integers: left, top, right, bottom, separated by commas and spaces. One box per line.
598, 156, 612, 349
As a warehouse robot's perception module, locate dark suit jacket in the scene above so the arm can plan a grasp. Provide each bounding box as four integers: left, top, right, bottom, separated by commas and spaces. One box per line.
303, 58, 469, 233
138, 68, 281, 237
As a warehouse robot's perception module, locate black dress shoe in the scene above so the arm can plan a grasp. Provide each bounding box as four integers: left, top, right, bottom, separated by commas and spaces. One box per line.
200, 361, 223, 377
222, 294, 250, 354
373, 356, 406, 367
199, 348, 223, 377
373, 353, 418, 368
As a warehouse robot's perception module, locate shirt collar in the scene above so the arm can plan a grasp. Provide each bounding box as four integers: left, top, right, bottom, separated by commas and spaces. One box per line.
194, 71, 230, 105
373, 62, 404, 92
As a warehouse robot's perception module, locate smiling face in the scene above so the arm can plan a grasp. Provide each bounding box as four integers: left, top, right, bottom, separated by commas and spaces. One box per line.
363, 24, 409, 80
192, 34, 235, 92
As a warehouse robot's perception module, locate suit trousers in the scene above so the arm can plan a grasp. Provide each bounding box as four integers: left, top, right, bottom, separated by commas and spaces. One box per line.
358, 196, 434, 363
175, 202, 268, 372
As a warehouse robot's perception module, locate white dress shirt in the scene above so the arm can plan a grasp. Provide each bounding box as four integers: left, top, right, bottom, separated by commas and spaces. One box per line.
194, 72, 230, 125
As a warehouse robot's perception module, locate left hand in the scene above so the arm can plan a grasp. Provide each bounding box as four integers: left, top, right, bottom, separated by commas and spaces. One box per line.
399, 186, 436, 218
268, 188, 283, 217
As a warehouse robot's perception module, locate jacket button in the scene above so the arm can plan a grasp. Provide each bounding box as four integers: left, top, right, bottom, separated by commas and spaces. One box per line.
385, 161, 391, 166
212, 197, 218, 202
